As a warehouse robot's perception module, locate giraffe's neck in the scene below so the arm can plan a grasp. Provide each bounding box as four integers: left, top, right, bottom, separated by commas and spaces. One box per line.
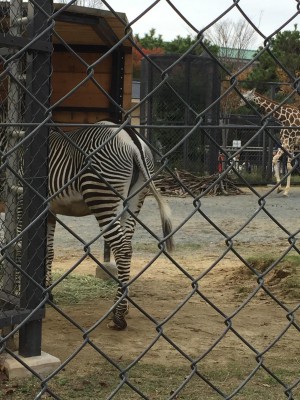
252, 93, 295, 125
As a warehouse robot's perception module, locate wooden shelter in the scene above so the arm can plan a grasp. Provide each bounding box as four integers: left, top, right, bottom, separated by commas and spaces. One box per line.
0, 3, 133, 125
52, 4, 133, 125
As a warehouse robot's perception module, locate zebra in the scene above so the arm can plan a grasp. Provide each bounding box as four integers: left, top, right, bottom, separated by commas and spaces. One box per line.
1, 121, 174, 330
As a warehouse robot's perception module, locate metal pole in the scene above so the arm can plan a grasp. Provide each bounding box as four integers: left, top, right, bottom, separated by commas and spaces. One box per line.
207, 59, 220, 175
1, 0, 23, 305
18, 0, 52, 357
104, 49, 125, 263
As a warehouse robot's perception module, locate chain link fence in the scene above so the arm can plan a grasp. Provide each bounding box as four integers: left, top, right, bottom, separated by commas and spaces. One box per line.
0, 1, 299, 399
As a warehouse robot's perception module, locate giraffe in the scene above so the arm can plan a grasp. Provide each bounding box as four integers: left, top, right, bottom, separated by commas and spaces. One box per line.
241, 89, 300, 196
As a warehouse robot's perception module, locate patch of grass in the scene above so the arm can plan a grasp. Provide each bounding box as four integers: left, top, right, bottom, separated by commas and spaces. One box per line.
245, 254, 280, 274
1, 360, 298, 400
51, 272, 117, 305
238, 253, 300, 299
281, 255, 300, 298
242, 253, 299, 275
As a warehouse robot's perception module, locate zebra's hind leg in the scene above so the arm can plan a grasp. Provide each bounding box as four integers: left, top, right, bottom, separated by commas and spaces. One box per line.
95, 218, 133, 330
82, 177, 135, 329
109, 237, 133, 330
108, 185, 148, 329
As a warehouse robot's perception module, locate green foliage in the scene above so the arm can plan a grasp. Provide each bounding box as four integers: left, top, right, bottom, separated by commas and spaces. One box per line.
163, 35, 218, 56
273, 26, 300, 74
246, 25, 300, 93
164, 34, 196, 53
135, 28, 218, 56
135, 28, 164, 50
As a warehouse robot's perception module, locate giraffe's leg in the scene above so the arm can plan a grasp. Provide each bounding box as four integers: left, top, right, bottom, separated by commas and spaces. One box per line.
272, 150, 283, 193
283, 157, 292, 196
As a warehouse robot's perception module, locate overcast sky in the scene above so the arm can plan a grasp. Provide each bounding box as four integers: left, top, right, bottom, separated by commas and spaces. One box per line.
103, 0, 299, 48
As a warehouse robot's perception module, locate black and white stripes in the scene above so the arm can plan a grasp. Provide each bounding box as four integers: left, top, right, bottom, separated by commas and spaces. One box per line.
48, 121, 174, 328
2, 120, 174, 329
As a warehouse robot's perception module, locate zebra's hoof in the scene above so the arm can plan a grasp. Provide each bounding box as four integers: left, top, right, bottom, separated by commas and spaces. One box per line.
107, 316, 127, 330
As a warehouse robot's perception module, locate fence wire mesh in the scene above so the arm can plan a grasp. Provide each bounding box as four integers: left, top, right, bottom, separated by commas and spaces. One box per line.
0, 0, 299, 399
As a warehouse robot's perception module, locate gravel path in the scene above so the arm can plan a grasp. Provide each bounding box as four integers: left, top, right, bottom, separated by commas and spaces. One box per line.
53, 186, 300, 256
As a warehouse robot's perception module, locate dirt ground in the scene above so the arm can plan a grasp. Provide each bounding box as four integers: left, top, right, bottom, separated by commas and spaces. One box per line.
43, 186, 300, 372
2, 186, 299, 398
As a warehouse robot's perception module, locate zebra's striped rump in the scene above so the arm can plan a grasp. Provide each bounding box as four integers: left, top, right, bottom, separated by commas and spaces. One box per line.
46, 122, 174, 329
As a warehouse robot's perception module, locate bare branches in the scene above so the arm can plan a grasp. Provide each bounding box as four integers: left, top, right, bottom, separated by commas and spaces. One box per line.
205, 18, 257, 50
153, 170, 244, 197
54, 0, 102, 8
205, 18, 257, 70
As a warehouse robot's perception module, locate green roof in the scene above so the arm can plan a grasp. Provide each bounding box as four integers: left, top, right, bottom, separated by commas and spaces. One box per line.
218, 47, 256, 60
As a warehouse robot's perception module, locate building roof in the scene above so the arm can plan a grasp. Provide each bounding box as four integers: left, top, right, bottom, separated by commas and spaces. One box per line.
218, 47, 256, 60
53, 3, 131, 48
0, 2, 132, 49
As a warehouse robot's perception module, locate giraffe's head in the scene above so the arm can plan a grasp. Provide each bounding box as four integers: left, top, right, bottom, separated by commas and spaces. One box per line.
239, 88, 256, 107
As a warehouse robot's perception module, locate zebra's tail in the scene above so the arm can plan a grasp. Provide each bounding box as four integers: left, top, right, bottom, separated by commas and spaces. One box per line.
148, 181, 174, 252
127, 127, 174, 252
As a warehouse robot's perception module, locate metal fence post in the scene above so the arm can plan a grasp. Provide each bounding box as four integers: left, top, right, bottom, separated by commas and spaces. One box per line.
1, 0, 23, 311
18, 0, 52, 358
104, 49, 125, 264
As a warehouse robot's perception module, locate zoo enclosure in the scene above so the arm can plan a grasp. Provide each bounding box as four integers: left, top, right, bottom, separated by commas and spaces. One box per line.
140, 58, 298, 183
140, 53, 220, 174
0, 1, 299, 399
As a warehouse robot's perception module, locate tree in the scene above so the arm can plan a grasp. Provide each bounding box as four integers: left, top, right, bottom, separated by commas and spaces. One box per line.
164, 35, 218, 56
204, 19, 258, 146
246, 25, 300, 95
135, 29, 164, 50
132, 43, 165, 79
54, 0, 102, 7
205, 18, 258, 72
133, 29, 218, 79
136, 29, 218, 56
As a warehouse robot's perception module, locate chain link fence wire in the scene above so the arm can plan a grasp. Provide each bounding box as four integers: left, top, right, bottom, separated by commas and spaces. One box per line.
0, 0, 299, 399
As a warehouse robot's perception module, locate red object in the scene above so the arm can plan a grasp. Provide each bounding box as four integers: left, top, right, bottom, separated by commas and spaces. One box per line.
218, 153, 225, 173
